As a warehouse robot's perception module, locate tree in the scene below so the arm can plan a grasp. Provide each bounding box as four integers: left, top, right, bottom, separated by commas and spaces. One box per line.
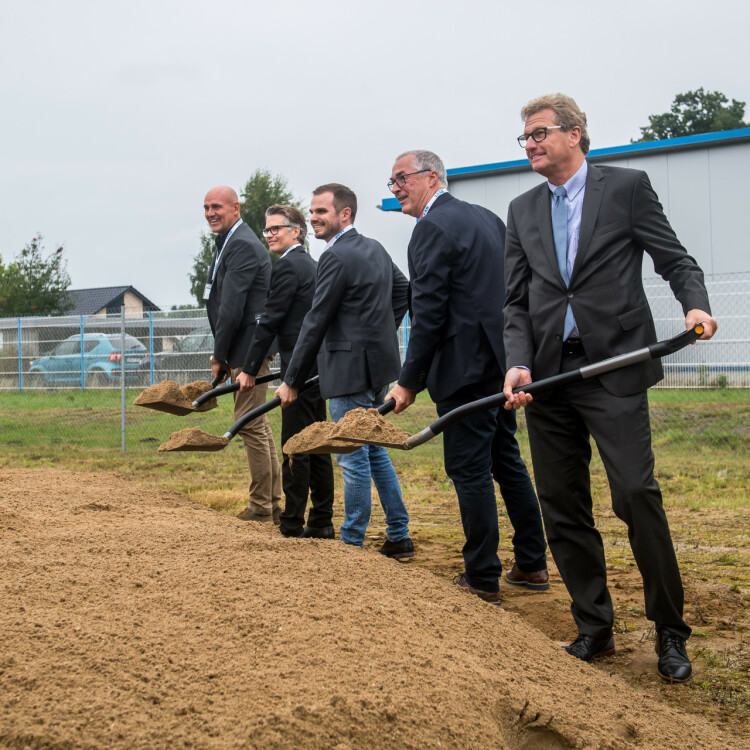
0, 235, 73, 317
240, 168, 303, 242
634, 88, 748, 142
188, 169, 306, 306
188, 232, 214, 307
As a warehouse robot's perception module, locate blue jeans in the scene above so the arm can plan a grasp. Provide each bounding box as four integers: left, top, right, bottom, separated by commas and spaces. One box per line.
328, 388, 410, 547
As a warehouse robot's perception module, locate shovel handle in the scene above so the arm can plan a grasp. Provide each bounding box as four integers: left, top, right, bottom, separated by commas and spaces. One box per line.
223, 376, 319, 440
378, 399, 396, 415
404, 325, 705, 449
193, 371, 281, 408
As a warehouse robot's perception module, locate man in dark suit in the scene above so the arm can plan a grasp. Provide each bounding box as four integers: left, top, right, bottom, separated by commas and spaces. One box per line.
275, 184, 413, 557
502, 94, 717, 682
237, 204, 335, 540
385, 150, 548, 605
203, 186, 281, 523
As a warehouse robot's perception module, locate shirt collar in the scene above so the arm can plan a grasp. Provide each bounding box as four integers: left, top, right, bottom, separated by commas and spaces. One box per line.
547, 159, 587, 200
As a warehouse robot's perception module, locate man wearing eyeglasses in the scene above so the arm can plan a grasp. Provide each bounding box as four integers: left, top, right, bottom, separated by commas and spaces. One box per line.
502, 94, 717, 682
275, 184, 413, 557
385, 150, 548, 605
203, 185, 280, 525
238, 205, 335, 539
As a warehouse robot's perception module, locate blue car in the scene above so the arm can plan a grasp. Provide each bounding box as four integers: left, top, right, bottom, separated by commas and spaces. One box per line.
27, 333, 149, 388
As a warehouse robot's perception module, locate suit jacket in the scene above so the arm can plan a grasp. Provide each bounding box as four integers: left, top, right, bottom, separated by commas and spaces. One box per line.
284, 228, 409, 400
398, 193, 507, 403
243, 246, 317, 377
503, 163, 712, 396
206, 222, 271, 369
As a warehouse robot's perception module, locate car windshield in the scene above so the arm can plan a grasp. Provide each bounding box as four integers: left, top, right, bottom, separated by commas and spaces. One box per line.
179, 333, 211, 352
107, 335, 145, 350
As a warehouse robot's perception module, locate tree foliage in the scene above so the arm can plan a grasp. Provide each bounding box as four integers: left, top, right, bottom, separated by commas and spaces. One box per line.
0, 235, 73, 317
188, 232, 215, 308
635, 88, 748, 142
188, 169, 306, 306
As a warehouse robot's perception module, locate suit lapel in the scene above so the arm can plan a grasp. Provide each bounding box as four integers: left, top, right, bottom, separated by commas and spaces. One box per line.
571, 163, 604, 282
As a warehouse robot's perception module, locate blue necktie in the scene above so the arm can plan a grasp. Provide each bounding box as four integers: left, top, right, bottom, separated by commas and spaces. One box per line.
552, 186, 576, 340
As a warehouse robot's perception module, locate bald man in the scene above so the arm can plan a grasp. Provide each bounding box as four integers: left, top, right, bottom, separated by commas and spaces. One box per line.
203, 186, 281, 523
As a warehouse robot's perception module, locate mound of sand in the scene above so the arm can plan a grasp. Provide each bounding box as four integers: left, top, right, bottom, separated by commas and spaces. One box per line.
158, 426, 229, 452
0, 469, 738, 749
284, 408, 411, 455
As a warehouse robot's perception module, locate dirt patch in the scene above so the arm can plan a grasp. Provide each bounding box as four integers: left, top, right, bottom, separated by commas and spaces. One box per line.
0, 468, 742, 749
284, 408, 411, 454
158, 426, 229, 452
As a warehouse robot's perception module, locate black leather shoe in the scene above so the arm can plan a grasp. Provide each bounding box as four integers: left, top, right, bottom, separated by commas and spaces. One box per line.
563, 633, 615, 661
378, 536, 414, 560
655, 632, 692, 683
301, 525, 335, 539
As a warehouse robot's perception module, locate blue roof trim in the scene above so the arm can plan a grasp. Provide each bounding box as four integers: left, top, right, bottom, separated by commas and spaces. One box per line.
381, 197, 402, 212
378, 128, 750, 211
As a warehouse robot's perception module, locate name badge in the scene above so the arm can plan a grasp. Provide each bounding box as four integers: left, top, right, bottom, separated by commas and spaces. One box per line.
203, 283, 212, 301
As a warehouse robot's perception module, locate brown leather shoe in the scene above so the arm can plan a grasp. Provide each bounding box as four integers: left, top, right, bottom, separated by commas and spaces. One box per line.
453, 573, 502, 605
236, 508, 273, 522
504, 564, 550, 591
272, 508, 281, 526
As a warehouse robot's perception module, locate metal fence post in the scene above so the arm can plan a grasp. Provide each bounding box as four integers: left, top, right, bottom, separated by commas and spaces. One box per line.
121, 306, 126, 453
148, 311, 154, 385
17, 318, 22, 391
79, 316, 85, 391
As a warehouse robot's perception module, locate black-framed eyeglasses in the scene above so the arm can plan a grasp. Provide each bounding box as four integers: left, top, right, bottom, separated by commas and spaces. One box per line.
517, 125, 563, 147
387, 169, 430, 191
261, 224, 293, 237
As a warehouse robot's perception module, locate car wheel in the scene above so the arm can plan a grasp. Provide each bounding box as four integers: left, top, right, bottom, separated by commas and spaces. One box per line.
87, 370, 109, 389
26, 371, 47, 389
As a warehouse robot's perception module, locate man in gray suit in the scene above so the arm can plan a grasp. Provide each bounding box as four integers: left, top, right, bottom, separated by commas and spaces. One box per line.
203, 185, 281, 523
502, 95, 717, 682
276, 184, 413, 557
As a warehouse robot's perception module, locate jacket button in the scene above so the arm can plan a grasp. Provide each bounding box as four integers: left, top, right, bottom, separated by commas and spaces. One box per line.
554, 334, 561, 341
567, 293, 574, 299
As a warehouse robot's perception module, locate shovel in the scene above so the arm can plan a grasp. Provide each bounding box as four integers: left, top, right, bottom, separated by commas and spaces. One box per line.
135, 371, 280, 416
159, 375, 320, 452
298, 325, 704, 453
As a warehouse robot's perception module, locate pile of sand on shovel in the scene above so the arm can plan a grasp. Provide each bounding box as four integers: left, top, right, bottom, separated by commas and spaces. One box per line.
284, 407, 411, 455
158, 427, 229, 452
134, 380, 217, 413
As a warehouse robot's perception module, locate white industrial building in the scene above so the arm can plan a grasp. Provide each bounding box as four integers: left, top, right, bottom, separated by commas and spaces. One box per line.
382, 128, 750, 387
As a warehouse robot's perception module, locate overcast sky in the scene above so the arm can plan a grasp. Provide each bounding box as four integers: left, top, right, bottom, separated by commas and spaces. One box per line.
2, 0, 748, 309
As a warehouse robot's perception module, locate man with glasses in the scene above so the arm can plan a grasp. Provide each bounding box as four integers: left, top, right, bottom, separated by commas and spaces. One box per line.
202, 185, 280, 524
238, 205, 335, 539
503, 94, 717, 681
385, 151, 548, 605
275, 184, 413, 557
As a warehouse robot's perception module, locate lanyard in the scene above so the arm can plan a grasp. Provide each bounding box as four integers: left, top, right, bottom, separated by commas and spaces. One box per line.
418, 189, 447, 222
280, 243, 301, 259
325, 224, 354, 250
211, 220, 242, 282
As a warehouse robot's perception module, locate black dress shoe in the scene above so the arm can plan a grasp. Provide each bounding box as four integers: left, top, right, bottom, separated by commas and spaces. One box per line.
563, 633, 616, 661
655, 632, 692, 683
301, 525, 335, 539
378, 536, 414, 560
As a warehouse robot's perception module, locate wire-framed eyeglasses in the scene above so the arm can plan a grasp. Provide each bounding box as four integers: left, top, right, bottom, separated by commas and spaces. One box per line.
387, 169, 430, 191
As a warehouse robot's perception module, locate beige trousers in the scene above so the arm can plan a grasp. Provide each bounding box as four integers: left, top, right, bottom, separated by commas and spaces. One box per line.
231, 359, 281, 517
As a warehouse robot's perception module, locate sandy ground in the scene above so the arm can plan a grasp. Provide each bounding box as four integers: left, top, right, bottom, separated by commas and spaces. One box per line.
0, 468, 744, 749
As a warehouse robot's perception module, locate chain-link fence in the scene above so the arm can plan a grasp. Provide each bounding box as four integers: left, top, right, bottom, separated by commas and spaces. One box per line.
0, 272, 747, 453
